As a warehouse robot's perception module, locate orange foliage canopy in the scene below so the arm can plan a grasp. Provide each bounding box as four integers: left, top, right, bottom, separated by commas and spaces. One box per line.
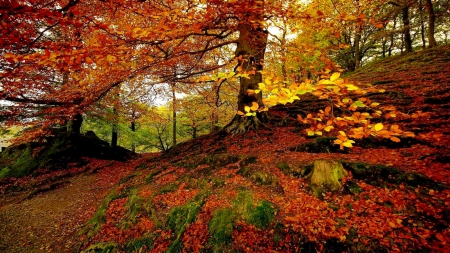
1, 0, 276, 140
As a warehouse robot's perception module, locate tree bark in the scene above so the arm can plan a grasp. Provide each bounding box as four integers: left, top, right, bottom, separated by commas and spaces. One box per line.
111, 108, 118, 147
402, 6, 413, 53
192, 126, 197, 139
69, 113, 83, 134
419, 0, 426, 49
171, 83, 177, 146
130, 120, 136, 152
306, 160, 348, 191
224, 0, 268, 134
388, 16, 397, 56
426, 0, 437, 47
354, 26, 362, 70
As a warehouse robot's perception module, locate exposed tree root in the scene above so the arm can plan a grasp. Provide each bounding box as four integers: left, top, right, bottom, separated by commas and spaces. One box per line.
224, 113, 270, 134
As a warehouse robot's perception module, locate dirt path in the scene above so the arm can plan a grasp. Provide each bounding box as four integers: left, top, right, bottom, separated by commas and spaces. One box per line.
0, 172, 114, 253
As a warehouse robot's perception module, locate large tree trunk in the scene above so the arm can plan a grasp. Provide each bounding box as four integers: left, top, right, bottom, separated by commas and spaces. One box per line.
426, 0, 437, 47
306, 160, 348, 191
224, 0, 268, 134
69, 113, 83, 134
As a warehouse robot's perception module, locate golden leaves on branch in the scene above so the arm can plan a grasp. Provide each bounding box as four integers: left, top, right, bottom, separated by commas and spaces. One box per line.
260, 69, 418, 149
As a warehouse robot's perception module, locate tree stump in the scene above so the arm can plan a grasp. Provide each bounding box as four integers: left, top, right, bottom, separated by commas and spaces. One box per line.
306, 160, 348, 191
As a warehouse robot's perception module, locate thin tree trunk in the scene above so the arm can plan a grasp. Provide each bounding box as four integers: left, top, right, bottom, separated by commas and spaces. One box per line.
402, 6, 413, 52
192, 126, 197, 139
171, 83, 177, 146
210, 107, 219, 133
354, 26, 362, 70
420, 0, 426, 49
130, 120, 136, 152
426, 0, 437, 47
388, 16, 397, 56
111, 108, 118, 147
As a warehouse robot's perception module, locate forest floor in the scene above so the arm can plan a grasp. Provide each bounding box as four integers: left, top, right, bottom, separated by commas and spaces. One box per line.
0, 157, 144, 252
1, 45, 450, 253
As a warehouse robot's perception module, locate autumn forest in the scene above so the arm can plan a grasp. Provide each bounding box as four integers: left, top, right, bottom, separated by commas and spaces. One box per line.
1, 0, 450, 252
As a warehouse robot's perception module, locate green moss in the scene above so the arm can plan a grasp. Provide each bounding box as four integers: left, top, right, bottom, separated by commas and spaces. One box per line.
238, 168, 278, 186
81, 190, 120, 239
231, 191, 253, 218
239, 156, 258, 167
343, 162, 402, 187
0, 145, 38, 178
345, 180, 362, 195
145, 169, 163, 183
308, 184, 324, 199
124, 237, 153, 253
251, 171, 278, 186
201, 154, 240, 168
159, 183, 179, 194
119, 173, 136, 185
329, 203, 340, 211
123, 189, 143, 228
0, 134, 69, 178
276, 162, 290, 174
165, 193, 206, 252
247, 200, 276, 229
81, 242, 118, 253
208, 191, 254, 252
302, 163, 314, 177
0, 167, 12, 179
207, 191, 277, 251
208, 208, 236, 252
342, 162, 445, 190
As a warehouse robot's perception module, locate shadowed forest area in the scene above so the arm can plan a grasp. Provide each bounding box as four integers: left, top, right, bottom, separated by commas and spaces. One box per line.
1, 0, 450, 252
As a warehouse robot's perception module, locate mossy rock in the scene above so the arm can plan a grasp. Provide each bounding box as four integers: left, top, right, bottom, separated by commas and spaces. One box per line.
200, 153, 240, 168
343, 162, 446, 190
0, 132, 136, 179
343, 162, 402, 187
239, 155, 258, 167
344, 180, 363, 195
176, 153, 241, 170
0, 142, 55, 178
398, 171, 446, 190
238, 167, 278, 186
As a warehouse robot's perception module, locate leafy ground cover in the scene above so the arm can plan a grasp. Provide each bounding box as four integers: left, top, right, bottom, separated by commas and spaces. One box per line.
1, 46, 450, 252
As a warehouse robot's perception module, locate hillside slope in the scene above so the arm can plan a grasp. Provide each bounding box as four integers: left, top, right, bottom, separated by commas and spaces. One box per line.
1, 46, 450, 253
77, 46, 449, 252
